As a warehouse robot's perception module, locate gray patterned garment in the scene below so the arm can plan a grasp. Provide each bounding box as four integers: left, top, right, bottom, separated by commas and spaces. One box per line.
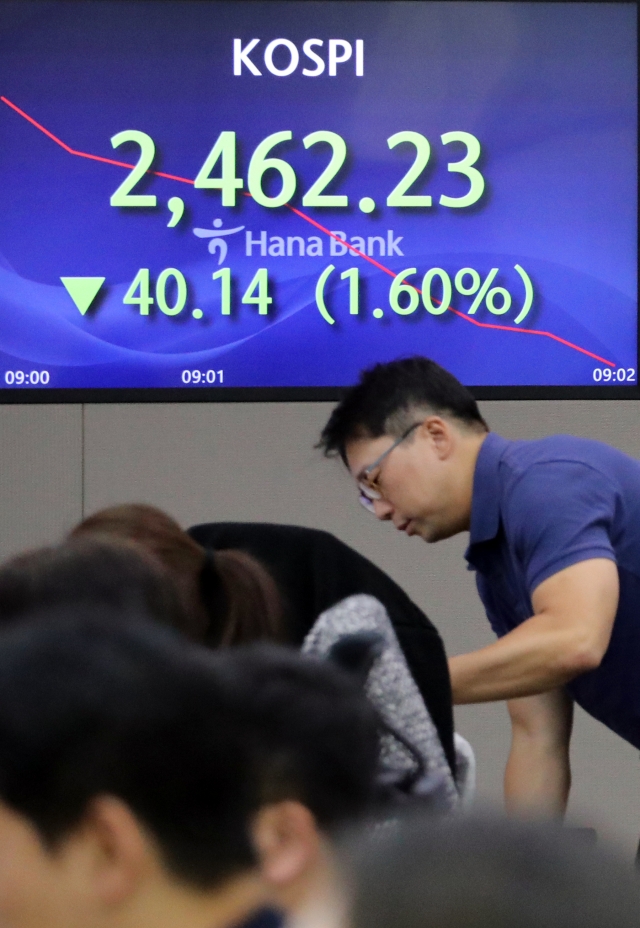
302, 593, 460, 811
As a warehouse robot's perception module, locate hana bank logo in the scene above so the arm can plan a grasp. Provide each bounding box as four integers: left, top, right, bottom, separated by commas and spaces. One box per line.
193, 218, 245, 264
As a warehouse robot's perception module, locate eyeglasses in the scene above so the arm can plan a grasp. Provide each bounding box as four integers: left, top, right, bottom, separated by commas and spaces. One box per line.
358, 422, 422, 512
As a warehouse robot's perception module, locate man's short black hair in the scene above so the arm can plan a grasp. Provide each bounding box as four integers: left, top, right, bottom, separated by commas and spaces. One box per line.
318, 356, 488, 463
0, 612, 379, 890
343, 813, 640, 928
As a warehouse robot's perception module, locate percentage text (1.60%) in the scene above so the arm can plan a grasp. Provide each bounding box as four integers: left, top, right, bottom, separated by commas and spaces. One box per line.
315, 264, 533, 325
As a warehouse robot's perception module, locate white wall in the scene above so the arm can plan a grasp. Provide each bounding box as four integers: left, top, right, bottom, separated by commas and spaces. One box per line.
1, 398, 639, 854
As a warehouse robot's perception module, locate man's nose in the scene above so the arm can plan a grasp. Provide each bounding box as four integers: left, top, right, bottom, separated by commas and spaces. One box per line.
373, 498, 394, 520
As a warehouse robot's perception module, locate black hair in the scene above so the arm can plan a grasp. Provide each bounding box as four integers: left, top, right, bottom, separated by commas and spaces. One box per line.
0, 613, 380, 889
318, 356, 488, 463
71, 504, 285, 645
211, 643, 381, 831
0, 536, 187, 631
343, 813, 640, 928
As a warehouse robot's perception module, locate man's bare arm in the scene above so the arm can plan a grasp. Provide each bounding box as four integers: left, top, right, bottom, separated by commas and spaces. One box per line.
504, 689, 573, 818
448, 558, 619, 704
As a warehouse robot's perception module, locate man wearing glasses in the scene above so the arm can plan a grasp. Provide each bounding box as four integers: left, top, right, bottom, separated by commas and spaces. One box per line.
318, 356, 637, 820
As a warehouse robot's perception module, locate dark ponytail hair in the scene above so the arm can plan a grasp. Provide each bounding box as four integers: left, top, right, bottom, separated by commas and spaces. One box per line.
200, 548, 284, 646
71, 504, 285, 646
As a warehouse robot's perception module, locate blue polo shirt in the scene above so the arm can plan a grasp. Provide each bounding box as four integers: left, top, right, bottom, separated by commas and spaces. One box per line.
466, 432, 640, 749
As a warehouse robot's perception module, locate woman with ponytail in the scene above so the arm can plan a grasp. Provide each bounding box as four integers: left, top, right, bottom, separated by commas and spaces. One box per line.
70, 504, 284, 647
69, 504, 458, 793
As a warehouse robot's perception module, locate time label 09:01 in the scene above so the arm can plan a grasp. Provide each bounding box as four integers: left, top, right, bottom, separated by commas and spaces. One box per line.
181, 370, 224, 385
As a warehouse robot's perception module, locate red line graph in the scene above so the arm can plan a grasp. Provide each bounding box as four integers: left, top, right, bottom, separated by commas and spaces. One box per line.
1, 95, 617, 368
1, 96, 195, 184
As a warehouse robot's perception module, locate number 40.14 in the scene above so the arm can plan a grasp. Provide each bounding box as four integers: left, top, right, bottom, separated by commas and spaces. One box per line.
123, 267, 273, 316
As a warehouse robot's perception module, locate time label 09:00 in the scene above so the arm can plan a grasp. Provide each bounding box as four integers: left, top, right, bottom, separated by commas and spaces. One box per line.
4, 370, 50, 386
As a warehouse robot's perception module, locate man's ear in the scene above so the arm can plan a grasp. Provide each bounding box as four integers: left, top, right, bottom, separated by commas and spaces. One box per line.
77, 795, 151, 906
422, 416, 454, 459
251, 801, 321, 888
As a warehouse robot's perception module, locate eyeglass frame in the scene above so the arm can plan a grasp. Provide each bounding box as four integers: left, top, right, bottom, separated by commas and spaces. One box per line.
357, 421, 423, 512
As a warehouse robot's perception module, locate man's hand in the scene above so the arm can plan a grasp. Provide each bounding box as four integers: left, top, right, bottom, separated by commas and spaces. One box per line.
504, 689, 573, 818
449, 558, 619, 704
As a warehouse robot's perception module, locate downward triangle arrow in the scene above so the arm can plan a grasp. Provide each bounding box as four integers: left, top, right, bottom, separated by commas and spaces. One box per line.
60, 277, 105, 315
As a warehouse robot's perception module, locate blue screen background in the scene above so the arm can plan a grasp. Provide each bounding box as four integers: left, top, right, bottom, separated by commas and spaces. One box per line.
0, 1, 636, 392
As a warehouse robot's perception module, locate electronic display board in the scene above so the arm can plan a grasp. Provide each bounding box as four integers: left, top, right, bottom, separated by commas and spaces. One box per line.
0, 0, 637, 401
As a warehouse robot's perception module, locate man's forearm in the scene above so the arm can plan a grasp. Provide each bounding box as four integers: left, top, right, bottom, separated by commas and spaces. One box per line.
450, 558, 618, 704
504, 732, 571, 819
448, 612, 599, 704
504, 690, 573, 819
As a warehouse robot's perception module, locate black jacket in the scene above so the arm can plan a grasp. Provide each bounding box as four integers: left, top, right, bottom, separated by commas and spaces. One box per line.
188, 521, 455, 774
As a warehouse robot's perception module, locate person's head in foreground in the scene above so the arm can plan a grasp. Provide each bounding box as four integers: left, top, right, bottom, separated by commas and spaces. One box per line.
0, 612, 380, 928
318, 356, 489, 542
70, 503, 284, 644
338, 813, 640, 928
0, 535, 186, 628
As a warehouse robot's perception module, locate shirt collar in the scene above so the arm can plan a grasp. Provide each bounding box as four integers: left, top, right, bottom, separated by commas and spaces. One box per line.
468, 432, 512, 546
